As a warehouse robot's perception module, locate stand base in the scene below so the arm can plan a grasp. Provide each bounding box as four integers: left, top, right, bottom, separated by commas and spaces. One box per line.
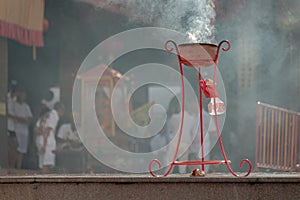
149, 158, 252, 177
173, 160, 231, 166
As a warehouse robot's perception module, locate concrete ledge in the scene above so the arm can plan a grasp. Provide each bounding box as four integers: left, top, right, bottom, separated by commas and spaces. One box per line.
0, 173, 299, 200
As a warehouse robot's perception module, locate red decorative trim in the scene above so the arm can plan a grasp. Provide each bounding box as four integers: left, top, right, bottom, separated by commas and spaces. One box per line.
0, 20, 44, 47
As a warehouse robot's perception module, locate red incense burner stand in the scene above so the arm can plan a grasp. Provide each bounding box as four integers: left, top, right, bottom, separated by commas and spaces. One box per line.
149, 40, 252, 177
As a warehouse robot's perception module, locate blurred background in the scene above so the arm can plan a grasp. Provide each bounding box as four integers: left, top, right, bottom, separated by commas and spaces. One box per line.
0, 0, 299, 174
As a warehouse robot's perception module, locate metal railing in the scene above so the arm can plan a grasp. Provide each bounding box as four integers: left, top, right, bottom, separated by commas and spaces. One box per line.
255, 102, 299, 171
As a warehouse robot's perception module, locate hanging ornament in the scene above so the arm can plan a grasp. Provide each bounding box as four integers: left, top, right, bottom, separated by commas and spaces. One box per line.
43, 19, 49, 33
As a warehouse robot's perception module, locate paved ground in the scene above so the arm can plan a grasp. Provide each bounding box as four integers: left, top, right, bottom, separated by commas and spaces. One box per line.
0, 171, 299, 200
0, 171, 299, 182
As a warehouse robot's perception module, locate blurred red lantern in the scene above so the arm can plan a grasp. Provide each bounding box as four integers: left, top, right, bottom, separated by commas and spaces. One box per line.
43, 19, 49, 32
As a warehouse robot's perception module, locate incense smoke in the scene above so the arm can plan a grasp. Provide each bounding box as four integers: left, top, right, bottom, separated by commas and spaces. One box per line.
79, 0, 216, 43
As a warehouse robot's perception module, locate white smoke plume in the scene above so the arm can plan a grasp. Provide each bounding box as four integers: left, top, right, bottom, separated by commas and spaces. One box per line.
80, 0, 216, 43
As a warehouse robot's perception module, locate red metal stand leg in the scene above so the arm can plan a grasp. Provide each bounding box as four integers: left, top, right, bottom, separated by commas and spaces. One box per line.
149, 40, 186, 177
198, 67, 205, 172
211, 56, 252, 177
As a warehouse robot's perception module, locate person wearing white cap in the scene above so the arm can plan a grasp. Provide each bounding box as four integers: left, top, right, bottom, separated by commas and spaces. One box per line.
35, 102, 65, 173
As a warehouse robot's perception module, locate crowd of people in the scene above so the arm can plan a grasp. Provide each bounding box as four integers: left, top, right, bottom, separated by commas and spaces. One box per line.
6, 82, 82, 173
6, 81, 216, 174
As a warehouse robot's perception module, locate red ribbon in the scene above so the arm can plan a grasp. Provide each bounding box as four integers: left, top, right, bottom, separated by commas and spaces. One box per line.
199, 78, 219, 98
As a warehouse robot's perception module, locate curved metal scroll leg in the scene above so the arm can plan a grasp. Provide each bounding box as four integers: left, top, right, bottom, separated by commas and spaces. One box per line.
216, 40, 231, 62
149, 40, 185, 177
212, 60, 252, 177
148, 159, 175, 177
213, 100, 252, 177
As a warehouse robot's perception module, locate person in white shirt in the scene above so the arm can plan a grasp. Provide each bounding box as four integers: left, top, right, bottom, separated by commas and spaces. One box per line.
35, 102, 65, 173
7, 83, 18, 168
166, 96, 198, 174
188, 109, 216, 173
13, 88, 32, 169
150, 127, 168, 153
56, 112, 82, 151
167, 110, 197, 174
150, 123, 169, 170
